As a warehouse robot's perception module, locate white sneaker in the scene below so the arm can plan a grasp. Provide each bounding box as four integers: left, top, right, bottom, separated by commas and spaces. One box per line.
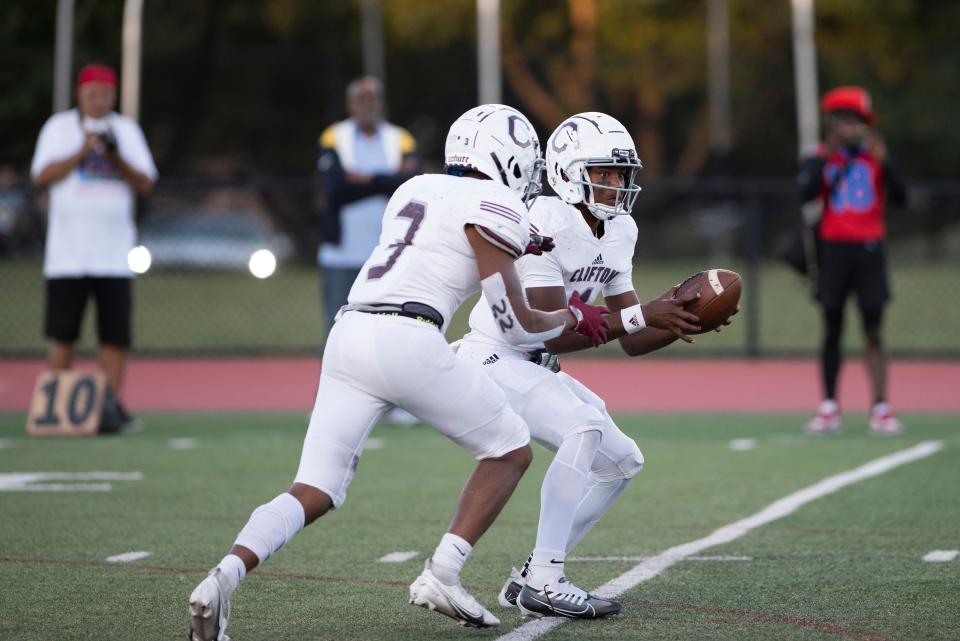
869, 403, 903, 436
188, 570, 231, 641
805, 400, 841, 434
498, 566, 525, 608
409, 560, 500, 628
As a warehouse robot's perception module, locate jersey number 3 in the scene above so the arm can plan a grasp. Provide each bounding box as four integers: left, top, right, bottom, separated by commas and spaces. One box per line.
367, 201, 425, 280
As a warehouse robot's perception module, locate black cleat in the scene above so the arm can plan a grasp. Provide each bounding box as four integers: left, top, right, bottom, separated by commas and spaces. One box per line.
516, 578, 623, 619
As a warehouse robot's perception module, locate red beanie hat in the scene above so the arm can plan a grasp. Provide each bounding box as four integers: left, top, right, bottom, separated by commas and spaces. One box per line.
821, 86, 875, 124
77, 64, 117, 88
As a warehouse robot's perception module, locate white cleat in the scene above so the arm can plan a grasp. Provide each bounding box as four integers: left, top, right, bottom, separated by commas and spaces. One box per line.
188, 570, 231, 641
805, 400, 842, 434
497, 567, 525, 608
869, 403, 903, 436
409, 560, 500, 628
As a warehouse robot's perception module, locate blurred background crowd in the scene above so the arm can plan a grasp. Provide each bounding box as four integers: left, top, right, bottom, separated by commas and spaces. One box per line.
2, 0, 958, 357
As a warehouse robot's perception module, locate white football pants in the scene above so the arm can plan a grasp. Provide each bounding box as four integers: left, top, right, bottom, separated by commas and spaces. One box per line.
456, 341, 644, 480
295, 311, 529, 507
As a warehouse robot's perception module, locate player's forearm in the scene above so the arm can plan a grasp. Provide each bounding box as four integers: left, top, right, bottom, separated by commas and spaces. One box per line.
321, 153, 380, 203
618, 326, 678, 356
544, 295, 686, 355
545, 313, 629, 353
545, 308, 677, 354
33, 153, 84, 187
515, 303, 574, 335
489, 291, 576, 348
797, 156, 825, 202
113, 155, 154, 194
883, 156, 908, 205
544, 332, 596, 354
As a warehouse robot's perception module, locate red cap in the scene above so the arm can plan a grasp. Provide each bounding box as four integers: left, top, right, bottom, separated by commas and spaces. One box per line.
77, 64, 117, 88
821, 86, 874, 124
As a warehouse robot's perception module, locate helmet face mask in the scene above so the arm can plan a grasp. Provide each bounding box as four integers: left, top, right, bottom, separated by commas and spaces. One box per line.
522, 157, 546, 206
572, 150, 642, 220
445, 104, 544, 207
547, 113, 642, 221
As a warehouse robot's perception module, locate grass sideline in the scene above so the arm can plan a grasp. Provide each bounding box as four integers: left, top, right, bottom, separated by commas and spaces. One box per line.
2, 258, 958, 356
1, 411, 958, 640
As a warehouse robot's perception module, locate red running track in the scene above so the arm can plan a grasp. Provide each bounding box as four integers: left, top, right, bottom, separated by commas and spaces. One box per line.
1, 358, 958, 413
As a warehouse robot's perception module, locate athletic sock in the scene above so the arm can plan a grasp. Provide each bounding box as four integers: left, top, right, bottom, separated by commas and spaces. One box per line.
215, 553, 247, 596
526, 549, 566, 589
430, 533, 472, 585
820, 398, 839, 414
519, 552, 533, 578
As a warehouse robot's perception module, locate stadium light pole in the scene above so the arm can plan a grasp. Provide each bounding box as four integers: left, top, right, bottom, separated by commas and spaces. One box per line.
791, 0, 822, 279
361, 0, 387, 87
477, 0, 501, 105
791, 0, 819, 155
121, 0, 144, 120
53, 0, 75, 113
706, 0, 732, 161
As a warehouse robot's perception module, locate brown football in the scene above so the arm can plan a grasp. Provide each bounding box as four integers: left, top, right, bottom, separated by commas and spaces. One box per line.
676, 268, 742, 333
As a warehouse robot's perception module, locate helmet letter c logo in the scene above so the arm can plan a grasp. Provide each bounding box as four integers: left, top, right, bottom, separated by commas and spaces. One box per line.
508, 115, 532, 149
551, 121, 578, 153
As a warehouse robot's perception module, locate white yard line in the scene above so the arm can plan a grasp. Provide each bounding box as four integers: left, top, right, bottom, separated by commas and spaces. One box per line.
729, 438, 757, 451
0, 471, 143, 492
168, 438, 198, 450
0, 438, 18, 449
377, 551, 419, 563
493, 440, 944, 641
922, 550, 958, 562
106, 550, 152, 563
570, 555, 751, 562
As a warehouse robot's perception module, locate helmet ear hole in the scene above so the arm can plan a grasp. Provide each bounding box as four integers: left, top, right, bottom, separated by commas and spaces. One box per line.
513, 164, 522, 179
559, 168, 570, 183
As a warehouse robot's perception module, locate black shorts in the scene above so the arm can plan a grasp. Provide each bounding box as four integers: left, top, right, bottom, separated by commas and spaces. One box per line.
817, 240, 890, 313
44, 277, 132, 347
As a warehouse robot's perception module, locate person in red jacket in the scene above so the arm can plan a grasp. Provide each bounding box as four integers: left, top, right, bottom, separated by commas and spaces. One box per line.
797, 86, 907, 435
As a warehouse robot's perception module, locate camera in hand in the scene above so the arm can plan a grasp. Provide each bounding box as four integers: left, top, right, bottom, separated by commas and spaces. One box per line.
98, 130, 118, 153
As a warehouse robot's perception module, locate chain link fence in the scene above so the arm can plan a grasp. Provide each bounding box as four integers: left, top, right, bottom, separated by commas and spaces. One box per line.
2, 175, 959, 358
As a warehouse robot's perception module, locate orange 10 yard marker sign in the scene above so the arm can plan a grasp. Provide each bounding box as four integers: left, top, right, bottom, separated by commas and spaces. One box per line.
26, 370, 107, 436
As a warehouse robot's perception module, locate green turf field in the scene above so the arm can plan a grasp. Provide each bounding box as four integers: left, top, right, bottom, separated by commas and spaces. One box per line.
1, 411, 957, 640
2, 257, 958, 356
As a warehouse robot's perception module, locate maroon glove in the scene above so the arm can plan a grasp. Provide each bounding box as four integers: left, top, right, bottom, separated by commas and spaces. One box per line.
567, 291, 609, 347
523, 234, 556, 256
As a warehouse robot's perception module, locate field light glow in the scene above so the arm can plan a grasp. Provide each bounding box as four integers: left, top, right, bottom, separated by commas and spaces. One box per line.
249, 249, 277, 279
128, 245, 152, 274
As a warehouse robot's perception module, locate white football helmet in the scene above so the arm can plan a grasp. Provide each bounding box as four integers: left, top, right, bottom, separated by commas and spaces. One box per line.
546, 112, 642, 220
445, 104, 544, 206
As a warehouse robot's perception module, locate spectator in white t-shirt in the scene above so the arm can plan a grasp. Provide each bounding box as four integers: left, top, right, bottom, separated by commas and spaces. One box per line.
31, 63, 158, 429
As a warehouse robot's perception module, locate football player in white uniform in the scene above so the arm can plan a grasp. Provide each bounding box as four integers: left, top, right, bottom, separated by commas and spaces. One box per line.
187, 105, 611, 640
456, 112, 704, 619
